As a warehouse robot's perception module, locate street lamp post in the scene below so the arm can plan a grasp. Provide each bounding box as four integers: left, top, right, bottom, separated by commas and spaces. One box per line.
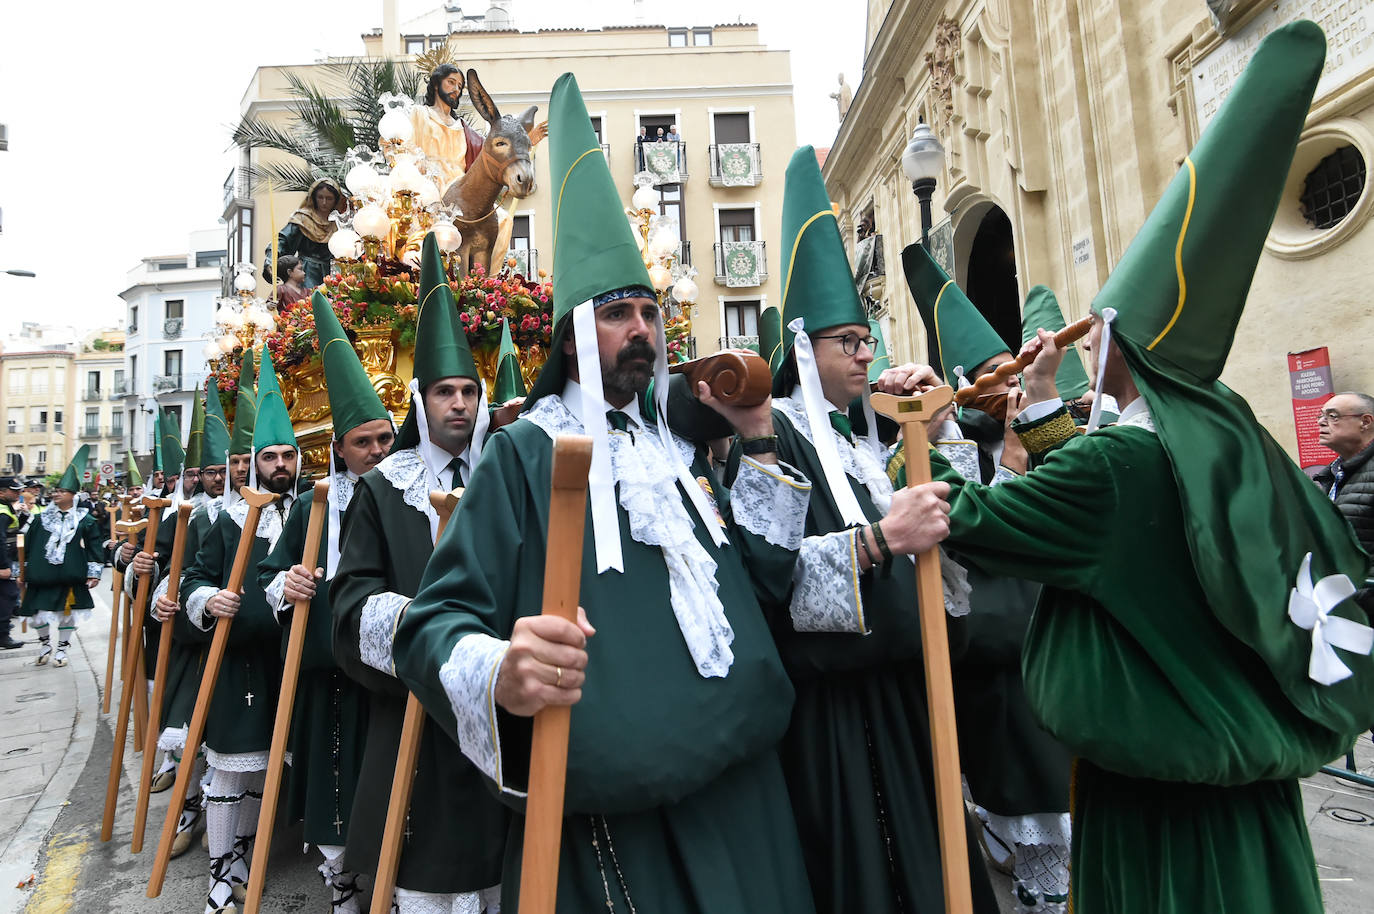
900, 122, 946, 246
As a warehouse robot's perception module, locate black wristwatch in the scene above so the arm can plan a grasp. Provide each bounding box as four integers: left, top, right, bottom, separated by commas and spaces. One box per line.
740, 435, 779, 455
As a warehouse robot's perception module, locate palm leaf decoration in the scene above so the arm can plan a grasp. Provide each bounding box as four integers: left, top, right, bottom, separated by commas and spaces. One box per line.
231, 57, 424, 192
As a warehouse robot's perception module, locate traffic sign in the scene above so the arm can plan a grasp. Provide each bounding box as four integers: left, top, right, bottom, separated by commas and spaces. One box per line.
82, 469, 93, 481
100, 462, 115, 477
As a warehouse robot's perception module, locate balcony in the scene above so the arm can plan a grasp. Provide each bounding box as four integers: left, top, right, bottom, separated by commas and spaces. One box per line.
677, 241, 693, 268
708, 143, 763, 188
81, 426, 102, 439
718, 335, 760, 352
29, 424, 45, 433
635, 140, 688, 185
505, 247, 540, 278
222, 166, 254, 210
153, 374, 183, 392
713, 241, 768, 288
111, 381, 129, 399
111, 425, 124, 440
34, 465, 46, 475
163, 317, 183, 339
127, 324, 138, 337
83, 387, 102, 402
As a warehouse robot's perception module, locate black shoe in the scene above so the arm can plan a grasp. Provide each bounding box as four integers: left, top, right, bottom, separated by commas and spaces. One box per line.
0, 636, 22, 650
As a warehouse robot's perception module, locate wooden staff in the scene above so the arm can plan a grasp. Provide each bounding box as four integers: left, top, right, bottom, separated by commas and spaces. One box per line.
870, 385, 971, 914
18, 533, 26, 633
132, 502, 194, 853
369, 489, 463, 914
952, 315, 1093, 409
518, 435, 594, 914
103, 501, 129, 714
100, 505, 155, 841
148, 487, 279, 897
244, 481, 330, 914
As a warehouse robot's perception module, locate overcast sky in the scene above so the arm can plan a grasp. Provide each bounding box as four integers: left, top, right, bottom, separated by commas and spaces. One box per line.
0, 0, 865, 338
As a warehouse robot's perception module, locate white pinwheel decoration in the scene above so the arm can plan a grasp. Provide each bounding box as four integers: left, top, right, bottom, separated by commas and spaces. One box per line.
1288, 552, 1372, 685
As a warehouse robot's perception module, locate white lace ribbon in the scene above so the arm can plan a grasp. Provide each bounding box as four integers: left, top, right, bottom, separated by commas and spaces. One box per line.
41, 505, 86, 566
788, 318, 867, 527
1085, 307, 1117, 433
1288, 552, 1372, 686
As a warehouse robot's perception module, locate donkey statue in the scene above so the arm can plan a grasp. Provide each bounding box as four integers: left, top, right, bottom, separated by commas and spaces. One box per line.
441, 69, 540, 276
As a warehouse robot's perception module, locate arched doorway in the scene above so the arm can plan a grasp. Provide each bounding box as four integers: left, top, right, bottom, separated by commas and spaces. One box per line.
959, 204, 1021, 356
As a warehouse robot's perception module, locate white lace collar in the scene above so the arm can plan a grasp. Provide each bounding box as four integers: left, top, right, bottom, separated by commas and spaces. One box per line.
775, 396, 894, 513
40, 504, 88, 565
226, 491, 294, 551
1115, 396, 1156, 433
525, 394, 735, 678
376, 448, 434, 517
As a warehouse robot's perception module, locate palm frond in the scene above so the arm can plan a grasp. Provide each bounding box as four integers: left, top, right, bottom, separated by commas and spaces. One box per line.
248, 161, 326, 194
231, 115, 322, 164
283, 70, 357, 159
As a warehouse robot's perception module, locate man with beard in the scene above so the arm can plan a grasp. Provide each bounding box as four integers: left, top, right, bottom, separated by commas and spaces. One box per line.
330, 234, 507, 913
19, 445, 104, 668
411, 63, 480, 198
256, 290, 390, 913
390, 75, 857, 913
180, 349, 298, 914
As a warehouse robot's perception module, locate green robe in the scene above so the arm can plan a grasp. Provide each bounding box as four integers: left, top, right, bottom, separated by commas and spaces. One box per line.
330, 450, 507, 893
20, 506, 104, 615
394, 410, 817, 914
258, 486, 368, 847
937, 409, 1345, 913
179, 498, 289, 757
756, 402, 999, 914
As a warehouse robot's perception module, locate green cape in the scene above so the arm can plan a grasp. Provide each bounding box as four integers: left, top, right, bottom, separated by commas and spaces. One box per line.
202, 379, 232, 469
902, 242, 1009, 384
184, 386, 206, 470
311, 289, 389, 439
773, 145, 868, 395
492, 317, 527, 403
526, 72, 655, 407
867, 319, 890, 383
252, 345, 296, 451
759, 306, 785, 374
123, 450, 143, 488
1020, 285, 1090, 400
153, 410, 164, 473
1096, 20, 1374, 733
394, 234, 481, 449
56, 445, 90, 492
159, 406, 185, 476
230, 349, 258, 457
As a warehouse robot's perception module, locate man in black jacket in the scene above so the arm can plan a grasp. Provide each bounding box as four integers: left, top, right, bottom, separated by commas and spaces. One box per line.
1315, 391, 1374, 605
0, 476, 25, 649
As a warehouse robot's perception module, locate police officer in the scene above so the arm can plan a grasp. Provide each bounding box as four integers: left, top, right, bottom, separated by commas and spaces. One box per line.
0, 476, 26, 649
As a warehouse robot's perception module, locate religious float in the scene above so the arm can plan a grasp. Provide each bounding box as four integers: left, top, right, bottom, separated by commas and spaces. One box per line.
206, 52, 700, 475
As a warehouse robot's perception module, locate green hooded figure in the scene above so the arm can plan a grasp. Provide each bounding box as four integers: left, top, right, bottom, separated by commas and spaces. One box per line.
492, 317, 527, 404
758, 305, 786, 375
152, 409, 164, 476
1020, 285, 1090, 400
252, 344, 296, 455
230, 349, 258, 457
124, 450, 144, 488
57, 445, 90, 493
19, 441, 104, 641
202, 379, 232, 470
312, 290, 390, 441
159, 406, 186, 478
184, 387, 206, 472
902, 242, 1010, 386
936, 21, 1372, 914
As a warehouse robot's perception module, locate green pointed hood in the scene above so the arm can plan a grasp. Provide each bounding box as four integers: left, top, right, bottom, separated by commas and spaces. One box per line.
525, 72, 654, 407
153, 410, 164, 473
229, 349, 258, 457
867, 319, 891, 383
759, 306, 785, 374
1099, 21, 1374, 734
56, 445, 89, 492
159, 406, 185, 476
202, 379, 231, 469
394, 234, 481, 449
1020, 285, 1090, 399
311, 289, 389, 439
901, 242, 1009, 384
184, 387, 206, 470
123, 450, 143, 488
252, 345, 296, 451
493, 317, 527, 403
773, 145, 869, 395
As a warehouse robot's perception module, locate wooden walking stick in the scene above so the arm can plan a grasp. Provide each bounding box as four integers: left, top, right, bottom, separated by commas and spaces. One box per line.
518, 435, 594, 914
17, 533, 26, 633
102, 497, 169, 843
369, 489, 463, 914
148, 487, 280, 897
870, 385, 971, 914
103, 501, 129, 714
132, 502, 194, 853
244, 481, 330, 914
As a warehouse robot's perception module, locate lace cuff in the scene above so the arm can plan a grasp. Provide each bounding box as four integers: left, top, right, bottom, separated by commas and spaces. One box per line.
186, 585, 217, 631
790, 530, 866, 634
148, 577, 171, 621
935, 440, 981, 484
264, 571, 289, 622
730, 457, 811, 550
359, 591, 409, 676
87, 562, 103, 579
438, 633, 525, 797
990, 465, 1018, 486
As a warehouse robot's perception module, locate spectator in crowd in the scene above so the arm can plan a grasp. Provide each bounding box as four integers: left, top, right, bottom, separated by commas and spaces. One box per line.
655, 126, 666, 141
1315, 391, 1374, 605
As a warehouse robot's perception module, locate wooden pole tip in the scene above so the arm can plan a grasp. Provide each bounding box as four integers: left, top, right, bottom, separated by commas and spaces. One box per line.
550, 435, 594, 490
870, 385, 955, 423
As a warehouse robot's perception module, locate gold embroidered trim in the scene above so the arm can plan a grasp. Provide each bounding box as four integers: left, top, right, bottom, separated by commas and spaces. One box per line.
1017, 411, 1077, 454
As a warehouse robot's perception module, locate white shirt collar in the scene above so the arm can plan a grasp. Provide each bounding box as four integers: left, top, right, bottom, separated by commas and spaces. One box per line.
562, 378, 645, 431
1117, 396, 1151, 426
421, 435, 471, 489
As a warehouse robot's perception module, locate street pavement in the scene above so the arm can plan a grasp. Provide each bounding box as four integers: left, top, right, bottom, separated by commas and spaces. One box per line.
3, 567, 1374, 912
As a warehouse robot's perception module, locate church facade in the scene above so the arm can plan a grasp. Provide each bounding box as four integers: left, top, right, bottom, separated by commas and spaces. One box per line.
824, 0, 1374, 460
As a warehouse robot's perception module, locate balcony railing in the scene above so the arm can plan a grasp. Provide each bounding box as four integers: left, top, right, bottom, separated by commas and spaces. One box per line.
153, 374, 183, 392
677, 241, 692, 268
635, 140, 688, 185
708, 143, 763, 187
163, 317, 183, 339
718, 335, 760, 352
222, 166, 254, 209
81, 426, 102, 439
111, 425, 124, 439
33, 465, 46, 475
111, 382, 129, 399
713, 240, 768, 287
29, 424, 45, 433
127, 324, 138, 336
83, 387, 102, 401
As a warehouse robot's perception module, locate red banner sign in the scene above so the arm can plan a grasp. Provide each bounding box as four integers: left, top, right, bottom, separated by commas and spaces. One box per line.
1288, 347, 1339, 469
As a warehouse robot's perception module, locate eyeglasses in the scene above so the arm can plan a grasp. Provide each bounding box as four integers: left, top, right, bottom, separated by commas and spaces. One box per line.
812, 333, 879, 356
1318, 410, 1368, 422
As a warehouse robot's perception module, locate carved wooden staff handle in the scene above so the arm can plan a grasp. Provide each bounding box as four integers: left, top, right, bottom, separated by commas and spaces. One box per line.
669, 349, 773, 407
952, 315, 1093, 406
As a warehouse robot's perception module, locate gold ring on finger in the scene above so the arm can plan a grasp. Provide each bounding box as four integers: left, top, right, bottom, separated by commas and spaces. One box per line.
556, 666, 563, 687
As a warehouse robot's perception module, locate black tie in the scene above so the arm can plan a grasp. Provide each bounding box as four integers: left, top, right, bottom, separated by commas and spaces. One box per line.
446, 456, 464, 488
829, 410, 854, 442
